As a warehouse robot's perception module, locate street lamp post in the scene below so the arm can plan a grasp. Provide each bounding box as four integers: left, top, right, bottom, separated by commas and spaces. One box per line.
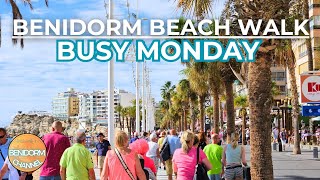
107, 0, 115, 147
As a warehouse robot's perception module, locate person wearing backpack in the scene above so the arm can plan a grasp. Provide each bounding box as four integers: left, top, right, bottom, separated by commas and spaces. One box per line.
280, 128, 287, 151
163, 129, 181, 180
172, 131, 212, 180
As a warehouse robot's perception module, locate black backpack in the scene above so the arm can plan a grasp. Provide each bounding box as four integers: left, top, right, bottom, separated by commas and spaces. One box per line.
193, 147, 209, 180
160, 138, 171, 161
139, 158, 149, 180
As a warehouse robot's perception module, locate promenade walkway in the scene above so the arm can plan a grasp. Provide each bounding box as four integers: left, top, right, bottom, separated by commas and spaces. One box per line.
94, 145, 320, 180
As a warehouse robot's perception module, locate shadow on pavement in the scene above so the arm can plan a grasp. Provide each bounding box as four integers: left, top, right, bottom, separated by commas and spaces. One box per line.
275, 176, 320, 180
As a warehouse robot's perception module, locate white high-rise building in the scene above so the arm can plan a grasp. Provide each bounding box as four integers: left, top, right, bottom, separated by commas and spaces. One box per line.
78, 89, 135, 129
52, 88, 79, 120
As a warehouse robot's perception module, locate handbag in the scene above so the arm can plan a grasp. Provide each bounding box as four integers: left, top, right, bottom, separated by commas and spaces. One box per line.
114, 148, 136, 180
193, 147, 209, 180
160, 137, 171, 161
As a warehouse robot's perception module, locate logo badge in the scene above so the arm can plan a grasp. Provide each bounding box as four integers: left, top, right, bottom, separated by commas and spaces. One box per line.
8, 134, 46, 172
301, 75, 320, 102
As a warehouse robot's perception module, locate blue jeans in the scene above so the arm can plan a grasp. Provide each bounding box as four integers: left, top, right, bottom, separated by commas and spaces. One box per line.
208, 174, 221, 180
40, 176, 61, 180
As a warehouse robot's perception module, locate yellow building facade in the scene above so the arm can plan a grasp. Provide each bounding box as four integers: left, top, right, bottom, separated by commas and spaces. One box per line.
68, 96, 79, 117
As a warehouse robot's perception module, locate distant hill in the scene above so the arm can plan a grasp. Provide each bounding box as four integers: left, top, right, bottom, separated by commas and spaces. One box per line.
5, 114, 109, 139
5, 114, 79, 137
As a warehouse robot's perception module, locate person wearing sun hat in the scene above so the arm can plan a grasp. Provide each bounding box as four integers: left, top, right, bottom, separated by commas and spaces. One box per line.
95, 133, 111, 175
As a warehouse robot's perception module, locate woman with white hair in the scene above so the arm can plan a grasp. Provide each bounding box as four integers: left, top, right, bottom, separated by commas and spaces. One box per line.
146, 133, 160, 171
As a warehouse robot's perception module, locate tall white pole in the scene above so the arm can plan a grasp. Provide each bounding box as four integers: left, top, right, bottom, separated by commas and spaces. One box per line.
135, 0, 140, 134
142, 62, 145, 132
107, 0, 115, 147
135, 63, 140, 133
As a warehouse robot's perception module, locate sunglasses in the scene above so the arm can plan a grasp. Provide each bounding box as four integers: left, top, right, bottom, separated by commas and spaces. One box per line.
0, 135, 5, 138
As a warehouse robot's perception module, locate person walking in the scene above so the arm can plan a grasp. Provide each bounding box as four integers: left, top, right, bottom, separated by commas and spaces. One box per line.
172, 131, 212, 180
198, 131, 208, 150
164, 129, 182, 180
130, 139, 157, 177
203, 133, 224, 180
95, 133, 111, 175
0, 128, 10, 180
245, 128, 250, 145
130, 132, 140, 144
158, 131, 166, 170
272, 127, 279, 143
40, 121, 70, 180
146, 133, 160, 171
101, 131, 146, 180
142, 132, 150, 141
59, 131, 96, 180
222, 133, 247, 180
280, 128, 287, 151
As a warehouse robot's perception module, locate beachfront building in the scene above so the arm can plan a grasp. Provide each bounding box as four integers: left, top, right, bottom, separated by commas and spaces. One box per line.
52, 88, 79, 120
77, 89, 135, 129
271, 65, 288, 105
290, 0, 320, 102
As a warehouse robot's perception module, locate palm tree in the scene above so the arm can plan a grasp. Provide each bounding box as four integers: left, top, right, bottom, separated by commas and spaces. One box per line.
231, 0, 293, 178
1, 0, 48, 47
185, 62, 209, 132
161, 81, 176, 128
207, 62, 223, 133
177, 79, 195, 130
234, 94, 248, 145
128, 106, 136, 137
275, 41, 301, 154
173, 0, 213, 19
115, 105, 123, 130
220, 62, 238, 141
122, 107, 129, 133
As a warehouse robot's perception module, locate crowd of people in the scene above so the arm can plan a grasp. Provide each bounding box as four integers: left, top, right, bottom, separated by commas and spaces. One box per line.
0, 122, 250, 180
272, 124, 320, 151
104, 129, 248, 180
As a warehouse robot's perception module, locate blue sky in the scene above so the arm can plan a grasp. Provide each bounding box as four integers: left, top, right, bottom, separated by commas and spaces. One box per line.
0, 0, 225, 127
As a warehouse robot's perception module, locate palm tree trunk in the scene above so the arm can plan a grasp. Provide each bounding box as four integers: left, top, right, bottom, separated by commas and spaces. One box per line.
213, 90, 220, 134
126, 117, 129, 134
220, 101, 224, 130
242, 109, 247, 145
129, 117, 132, 137
248, 54, 274, 179
168, 97, 172, 129
180, 115, 183, 132
119, 113, 122, 130
286, 50, 301, 154
199, 95, 205, 132
183, 109, 187, 131
304, 0, 314, 71
224, 80, 235, 142
190, 100, 196, 132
